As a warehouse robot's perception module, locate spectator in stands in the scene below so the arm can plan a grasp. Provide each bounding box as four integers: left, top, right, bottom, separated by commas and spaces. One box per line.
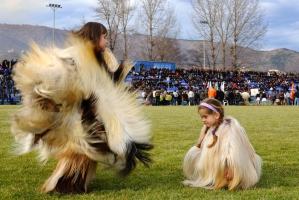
165, 92, 172, 105
208, 85, 217, 99
152, 89, 156, 105
161, 89, 167, 106
194, 90, 200, 105
0, 85, 3, 104
141, 89, 147, 104
261, 91, 267, 105
271, 91, 277, 105
278, 91, 285, 105
182, 90, 188, 106
155, 88, 161, 106
177, 91, 182, 106
146, 91, 152, 106
216, 87, 225, 104
233, 90, 242, 106
294, 86, 299, 106
290, 87, 295, 105
228, 90, 234, 105
200, 88, 208, 103
256, 92, 261, 105
188, 89, 194, 106
172, 90, 178, 105
286, 90, 291, 105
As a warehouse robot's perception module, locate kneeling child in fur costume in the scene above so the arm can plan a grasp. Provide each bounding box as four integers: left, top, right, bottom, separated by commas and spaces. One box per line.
182, 98, 261, 190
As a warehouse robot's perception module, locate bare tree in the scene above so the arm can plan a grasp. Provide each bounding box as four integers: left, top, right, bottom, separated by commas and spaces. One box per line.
137, 0, 181, 61
190, 0, 219, 70
155, 6, 181, 62
228, 0, 267, 70
116, 0, 137, 59
186, 42, 204, 68
156, 38, 184, 63
92, 0, 121, 52
190, 0, 267, 71
214, 0, 233, 70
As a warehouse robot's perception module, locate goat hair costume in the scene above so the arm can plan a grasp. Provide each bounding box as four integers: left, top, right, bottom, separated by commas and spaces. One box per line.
183, 116, 262, 190
11, 36, 153, 194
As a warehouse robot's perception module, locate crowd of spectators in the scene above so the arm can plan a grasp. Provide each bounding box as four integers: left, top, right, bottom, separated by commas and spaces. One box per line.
0, 58, 19, 105
1, 58, 299, 106
129, 67, 299, 106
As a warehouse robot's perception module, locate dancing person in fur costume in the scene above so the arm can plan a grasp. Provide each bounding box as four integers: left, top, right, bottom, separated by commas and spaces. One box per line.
11, 22, 153, 194
183, 98, 261, 190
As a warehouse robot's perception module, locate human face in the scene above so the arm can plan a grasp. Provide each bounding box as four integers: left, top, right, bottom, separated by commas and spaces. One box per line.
98, 33, 108, 51
198, 109, 219, 128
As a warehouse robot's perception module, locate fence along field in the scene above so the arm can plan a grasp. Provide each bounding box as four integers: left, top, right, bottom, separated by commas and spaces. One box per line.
1, 105, 299, 199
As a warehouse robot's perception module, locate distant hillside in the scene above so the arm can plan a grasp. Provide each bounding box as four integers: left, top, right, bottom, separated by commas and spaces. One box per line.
257, 48, 299, 72
1, 23, 299, 72
0, 23, 67, 54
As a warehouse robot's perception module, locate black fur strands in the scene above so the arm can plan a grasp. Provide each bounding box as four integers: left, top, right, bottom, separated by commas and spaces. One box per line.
42, 155, 98, 194
112, 61, 125, 83
11, 36, 153, 194
81, 93, 113, 154
119, 142, 154, 176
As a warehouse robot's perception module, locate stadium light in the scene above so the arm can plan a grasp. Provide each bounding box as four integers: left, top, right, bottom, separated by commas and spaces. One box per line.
46, 3, 62, 45
200, 21, 208, 70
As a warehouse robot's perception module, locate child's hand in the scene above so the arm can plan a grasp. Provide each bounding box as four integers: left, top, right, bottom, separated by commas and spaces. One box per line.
225, 169, 233, 181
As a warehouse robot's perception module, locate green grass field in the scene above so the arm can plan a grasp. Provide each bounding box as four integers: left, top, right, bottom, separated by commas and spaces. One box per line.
1, 105, 299, 199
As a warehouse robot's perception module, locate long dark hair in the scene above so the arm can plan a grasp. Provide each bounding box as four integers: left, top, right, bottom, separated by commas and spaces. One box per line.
71, 22, 108, 67
71, 22, 107, 47
197, 98, 225, 148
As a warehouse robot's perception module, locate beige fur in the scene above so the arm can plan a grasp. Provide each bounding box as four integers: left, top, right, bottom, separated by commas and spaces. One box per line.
11, 36, 152, 193
183, 116, 262, 190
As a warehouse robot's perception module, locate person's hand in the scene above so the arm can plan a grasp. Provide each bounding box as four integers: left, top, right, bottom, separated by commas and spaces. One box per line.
225, 169, 233, 181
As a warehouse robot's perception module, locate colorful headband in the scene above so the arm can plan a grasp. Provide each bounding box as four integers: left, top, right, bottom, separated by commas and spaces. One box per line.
200, 103, 219, 113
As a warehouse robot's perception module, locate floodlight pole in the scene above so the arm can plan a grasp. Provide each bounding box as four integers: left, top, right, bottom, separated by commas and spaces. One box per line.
200, 21, 208, 70
47, 3, 62, 45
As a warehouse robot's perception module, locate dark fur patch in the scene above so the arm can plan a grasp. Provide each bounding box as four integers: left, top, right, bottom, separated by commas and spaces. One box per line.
52, 158, 96, 194
119, 142, 154, 176
93, 48, 125, 83
36, 97, 61, 112
34, 129, 50, 144
81, 93, 112, 153
54, 169, 87, 194
112, 61, 125, 83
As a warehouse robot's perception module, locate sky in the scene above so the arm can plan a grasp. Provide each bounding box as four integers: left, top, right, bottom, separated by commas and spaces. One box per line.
1, 0, 299, 52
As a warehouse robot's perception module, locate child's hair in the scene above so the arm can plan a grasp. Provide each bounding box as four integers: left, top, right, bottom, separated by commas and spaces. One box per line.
71, 22, 107, 47
197, 98, 224, 148
70, 22, 108, 68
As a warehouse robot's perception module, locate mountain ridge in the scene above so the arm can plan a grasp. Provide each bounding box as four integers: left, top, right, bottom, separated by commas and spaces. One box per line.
1, 23, 298, 72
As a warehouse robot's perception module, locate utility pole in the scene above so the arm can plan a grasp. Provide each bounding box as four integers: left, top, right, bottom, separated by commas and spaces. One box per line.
46, 3, 62, 45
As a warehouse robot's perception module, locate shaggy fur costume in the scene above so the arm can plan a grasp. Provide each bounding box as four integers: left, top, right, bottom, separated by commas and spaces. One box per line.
183, 116, 262, 190
11, 36, 153, 194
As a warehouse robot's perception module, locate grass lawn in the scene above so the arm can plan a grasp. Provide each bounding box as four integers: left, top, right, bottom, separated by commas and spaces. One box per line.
1, 105, 299, 199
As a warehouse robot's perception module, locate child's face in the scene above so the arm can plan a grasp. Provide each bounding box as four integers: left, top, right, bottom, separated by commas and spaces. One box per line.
198, 109, 219, 128
98, 33, 108, 51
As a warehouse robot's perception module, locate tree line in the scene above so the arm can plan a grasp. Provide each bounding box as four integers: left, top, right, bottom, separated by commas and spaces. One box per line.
91, 0, 267, 71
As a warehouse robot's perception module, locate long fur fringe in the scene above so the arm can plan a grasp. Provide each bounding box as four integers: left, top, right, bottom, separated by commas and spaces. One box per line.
182, 116, 262, 190
11, 36, 153, 194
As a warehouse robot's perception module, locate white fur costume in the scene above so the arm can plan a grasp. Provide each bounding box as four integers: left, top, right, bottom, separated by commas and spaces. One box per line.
241, 92, 250, 105
11, 36, 153, 194
183, 116, 261, 190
